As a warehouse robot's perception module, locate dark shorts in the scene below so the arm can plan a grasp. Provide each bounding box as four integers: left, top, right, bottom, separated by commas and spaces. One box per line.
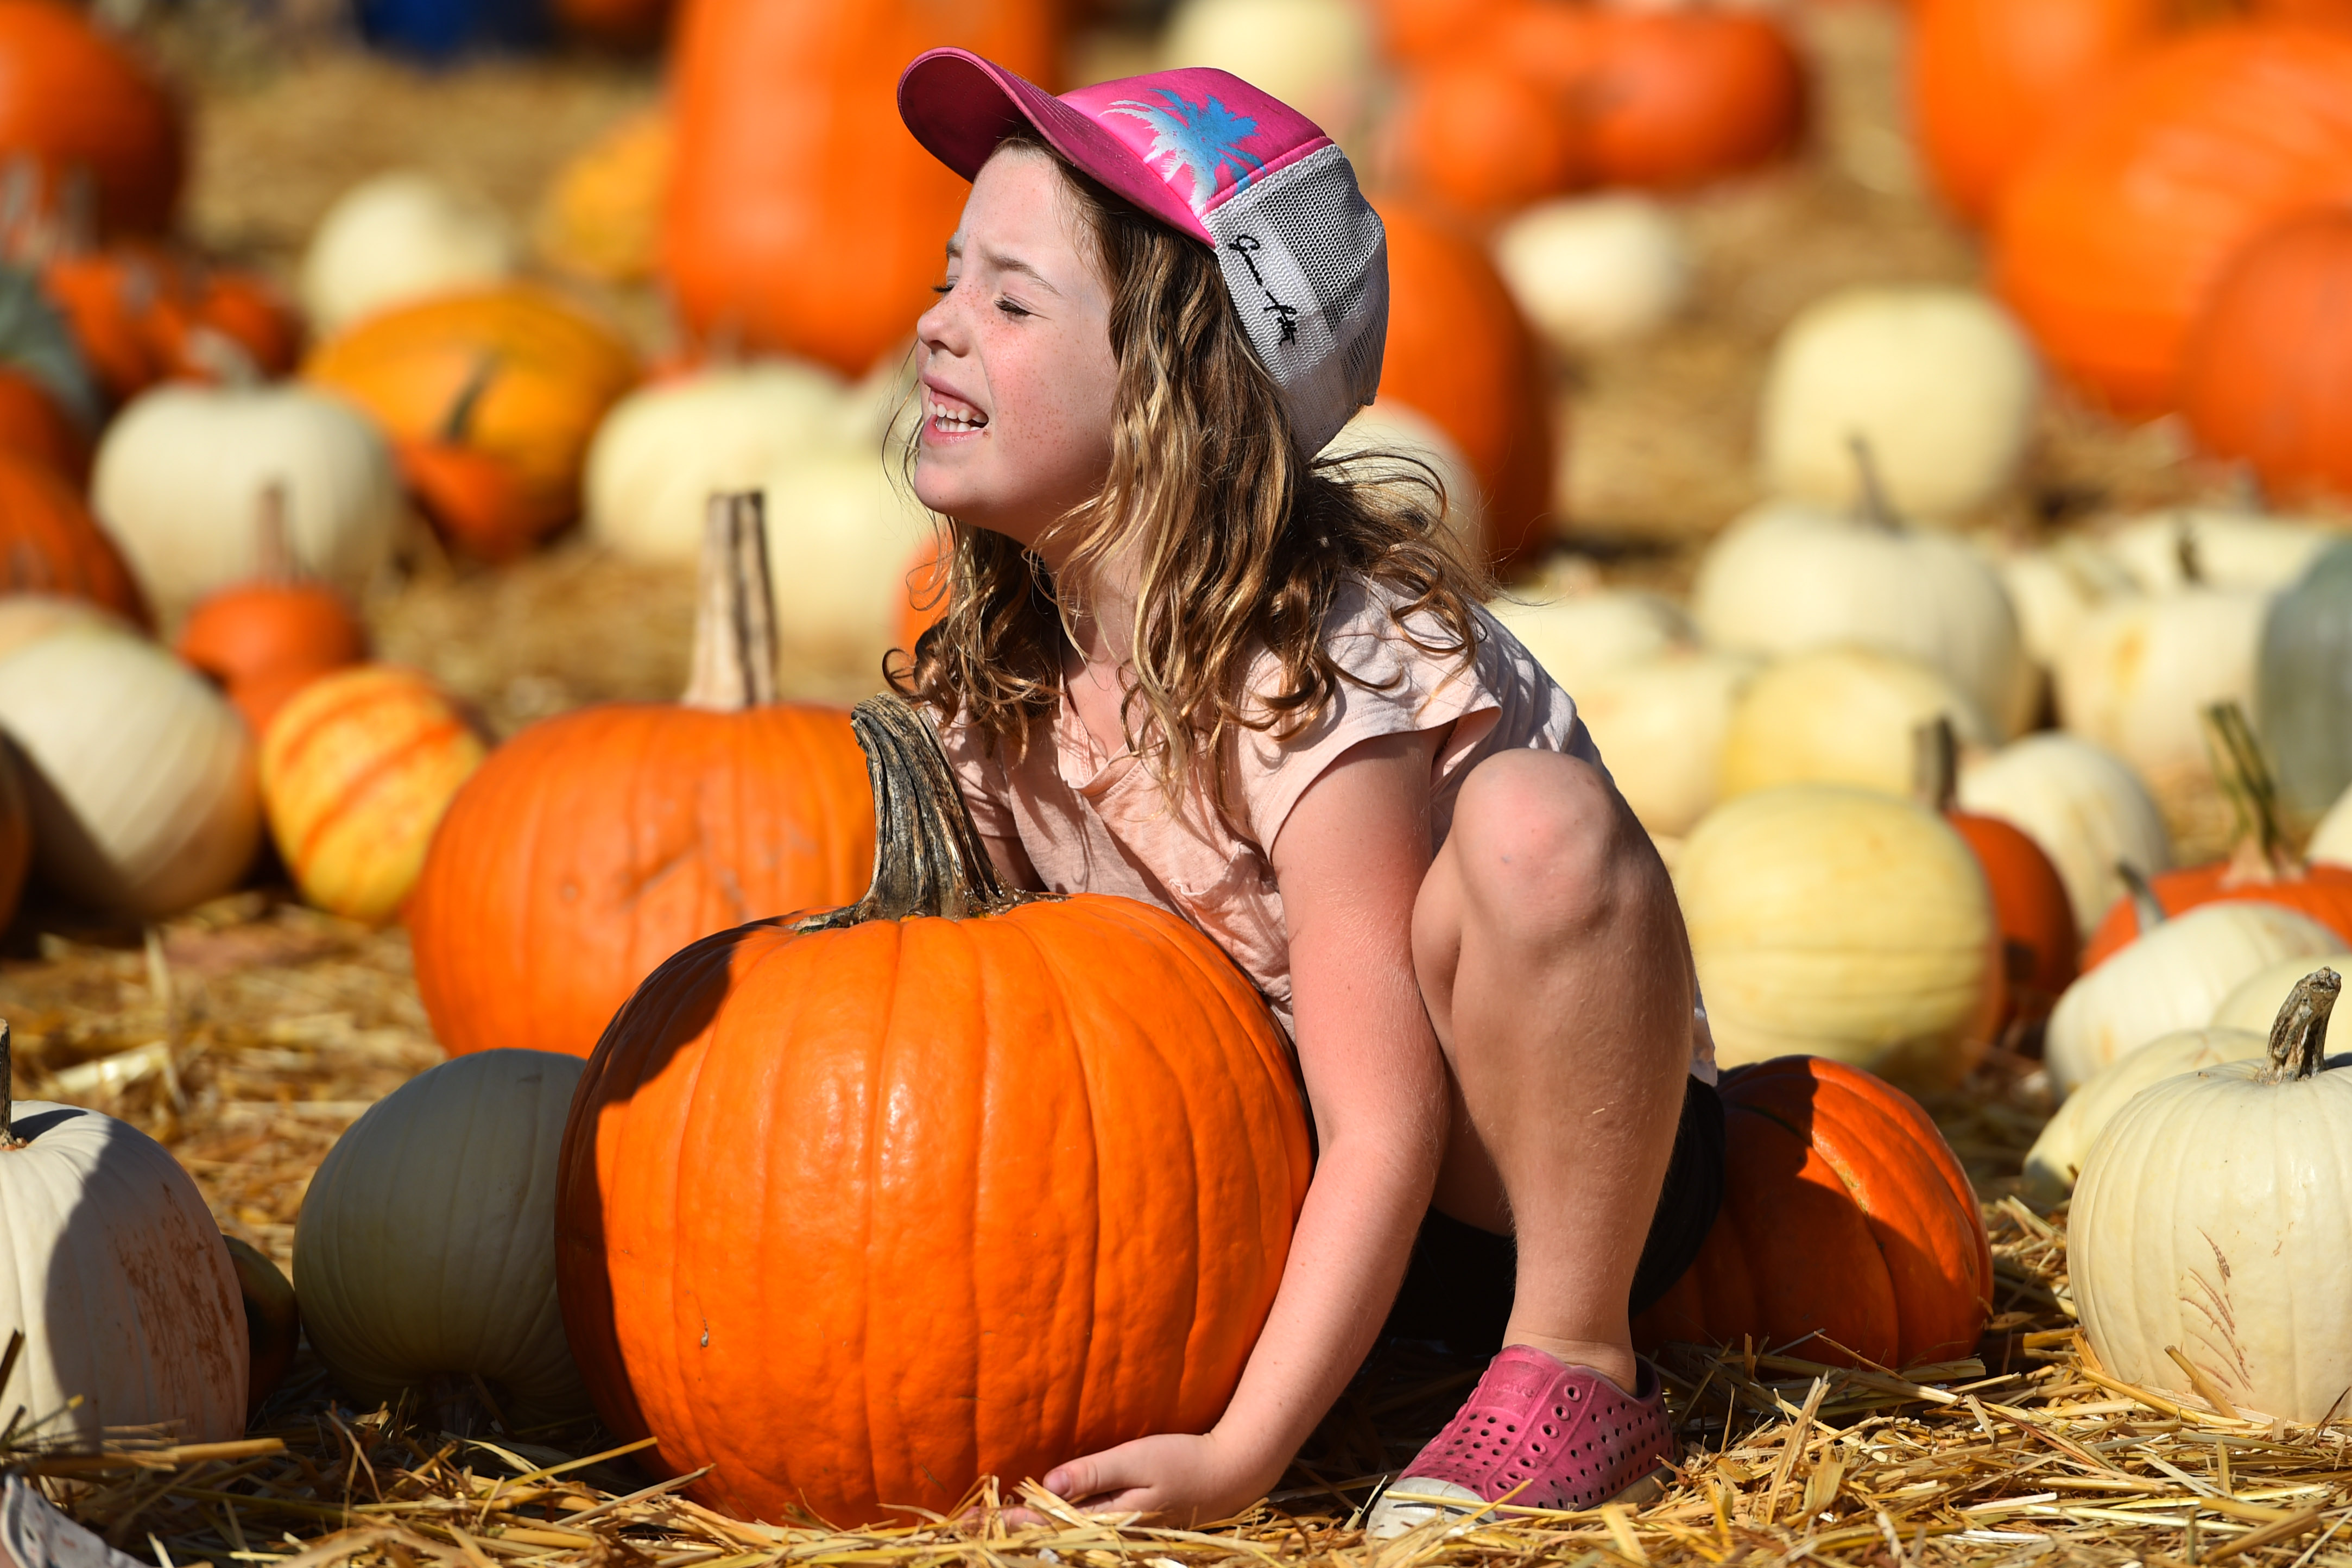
1379, 1074, 1727, 1356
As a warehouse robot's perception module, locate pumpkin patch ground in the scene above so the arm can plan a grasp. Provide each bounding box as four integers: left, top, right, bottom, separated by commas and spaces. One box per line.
4, 1, 2351, 1564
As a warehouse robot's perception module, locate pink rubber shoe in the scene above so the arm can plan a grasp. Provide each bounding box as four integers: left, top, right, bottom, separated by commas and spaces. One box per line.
1364, 1346, 1674, 1539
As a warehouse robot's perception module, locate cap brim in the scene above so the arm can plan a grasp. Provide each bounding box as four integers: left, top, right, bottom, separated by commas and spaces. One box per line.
897, 48, 1216, 246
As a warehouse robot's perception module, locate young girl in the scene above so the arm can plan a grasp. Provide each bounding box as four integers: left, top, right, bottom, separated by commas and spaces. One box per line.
892, 49, 1721, 1535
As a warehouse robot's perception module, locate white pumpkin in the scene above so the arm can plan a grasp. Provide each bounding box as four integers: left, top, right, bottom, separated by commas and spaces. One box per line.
1987, 534, 2138, 674
0, 1044, 245, 1444
1720, 646, 1989, 800
0, 629, 258, 918
92, 384, 402, 619
2310, 780, 2352, 867
1323, 402, 1484, 555
2021, 1026, 2261, 1202
2103, 509, 2343, 595
1574, 648, 1757, 838
1161, 0, 1375, 148
0, 595, 133, 665
2213, 950, 2352, 1032
1491, 194, 1693, 352
2054, 584, 2271, 855
584, 361, 852, 565
294, 1049, 590, 1425
1757, 286, 2040, 523
1693, 501, 2033, 737
1956, 732, 2172, 940
1676, 784, 1997, 1090
2043, 901, 2340, 1093
1486, 570, 1692, 697
758, 448, 932, 672
2071, 969, 2352, 1421
300, 170, 518, 334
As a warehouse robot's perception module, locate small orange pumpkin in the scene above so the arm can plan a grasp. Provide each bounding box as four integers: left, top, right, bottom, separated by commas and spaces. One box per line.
1634, 1055, 1991, 1370
2181, 207, 2352, 505
174, 488, 368, 736
1564, 8, 1806, 192
1387, 56, 1582, 218
0, 0, 183, 239
1374, 0, 1508, 65
898, 532, 949, 656
0, 368, 88, 483
1919, 719, 2078, 1027
0, 447, 147, 624
41, 246, 301, 403
258, 665, 486, 923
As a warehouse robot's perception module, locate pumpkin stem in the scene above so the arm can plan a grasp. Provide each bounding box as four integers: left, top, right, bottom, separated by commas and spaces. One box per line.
255, 481, 296, 584
0, 1019, 17, 1149
2202, 700, 2301, 887
1912, 715, 1959, 814
1848, 434, 1900, 532
681, 491, 780, 712
793, 692, 1040, 930
438, 352, 500, 445
2119, 861, 2167, 934
2262, 967, 2340, 1084
2174, 519, 2204, 587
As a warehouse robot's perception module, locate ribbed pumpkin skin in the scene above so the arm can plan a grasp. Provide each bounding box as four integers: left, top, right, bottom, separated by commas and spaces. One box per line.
557, 903, 1312, 1527
661, 0, 1059, 377
1634, 1056, 1991, 1370
2182, 210, 2352, 505
0, 0, 182, 238
260, 666, 486, 923
1950, 809, 2078, 1025
0, 450, 148, 625
1991, 26, 2352, 414
409, 703, 875, 1060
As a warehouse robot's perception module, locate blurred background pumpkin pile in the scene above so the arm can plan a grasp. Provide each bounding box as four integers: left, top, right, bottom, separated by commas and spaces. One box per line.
7, 0, 2352, 1523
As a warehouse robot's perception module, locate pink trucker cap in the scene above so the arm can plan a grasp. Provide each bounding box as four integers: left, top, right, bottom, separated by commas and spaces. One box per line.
897, 49, 1388, 456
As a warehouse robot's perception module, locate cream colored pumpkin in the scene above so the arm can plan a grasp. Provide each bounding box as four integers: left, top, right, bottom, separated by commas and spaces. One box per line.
294, 1049, 590, 1425
92, 383, 402, 618
1492, 195, 1693, 352
1486, 570, 1692, 697
584, 361, 852, 565
1988, 535, 2138, 674
2213, 950, 2352, 1032
0, 1091, 246, 1441
1324, 403, 1484, 557
1693, 501, 2033, 737
2021, 1026, 2261, 1203
2054, 585, 2271, 857
2043, 902, 2339, 1093
1161, 0, 1375, 148
1956, 732, 2171, 940
1758, 286, 2040, 524
0, 628, 259, 918
0, 595, 133, 663
301, 170, 518, 335
1676, 785, 1997, 1089
1721, 646, 1988, 800
758, 448, 931, 674
2103, 510, 2343, 595
1574, 648, 1757, 837
2072, 971, 2352, 1422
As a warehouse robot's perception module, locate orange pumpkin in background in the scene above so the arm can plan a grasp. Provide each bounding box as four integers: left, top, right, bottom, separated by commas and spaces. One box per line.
1376, 197, 1553, 567
0, 368, 88, 483
662, 0, 1060, 378
555, 693, 1311, 1527
0, 0, 183, 239
1387, 56, 1582, 218
1634, 1055, 1991, 1370
1991, 24, 2352, 415
1375, 0, 1507, 65
897, 531, 949, 655
2182, 208, 2352, 505
1562, 8, 1806, 191
1910, 0, 2177, 226
0, 448, 147, 623
1919, 719, 2077, 1027
408, 495, 875, 1062
41, 248, 301, 403
175, 488, 369, 736
303, 283, 638, 561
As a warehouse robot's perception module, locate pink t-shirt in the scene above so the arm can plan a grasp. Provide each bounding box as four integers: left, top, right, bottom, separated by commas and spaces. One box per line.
937, 580, 1714, 1077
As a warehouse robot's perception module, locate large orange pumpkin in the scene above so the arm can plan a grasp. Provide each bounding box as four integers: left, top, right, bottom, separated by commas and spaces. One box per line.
1375, 196, 1553, 567
662, 0, 1059, 378
0, 0, 182, 239
1991, 24, 2352, 415
303, 284, 639, 560
2081, 702, 2352, 966
1910, 0, 2176, 226
1634, 1055, 1991, 1370
0, 448, 147, 624
555, 693, 1311, 1527
409, 494, 875, 1061
41, 247, 301, 403
1560, 8, 1805, 192
174, 488, 368, 737
1387, 56, 1582, 219
2181, 208, 2352, 505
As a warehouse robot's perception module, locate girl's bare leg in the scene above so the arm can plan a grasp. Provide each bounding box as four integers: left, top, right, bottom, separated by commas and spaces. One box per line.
1409, 749, 1696, 1387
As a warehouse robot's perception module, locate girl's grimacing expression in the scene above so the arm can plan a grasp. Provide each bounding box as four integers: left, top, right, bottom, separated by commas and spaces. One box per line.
912, 144, 1120, 553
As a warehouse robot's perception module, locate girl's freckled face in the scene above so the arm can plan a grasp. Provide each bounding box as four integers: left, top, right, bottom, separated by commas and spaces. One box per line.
911, 146, 1120, 553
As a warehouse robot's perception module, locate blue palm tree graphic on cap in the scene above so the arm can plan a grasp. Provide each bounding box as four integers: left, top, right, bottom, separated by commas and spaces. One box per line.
1104, 89, 1266, 212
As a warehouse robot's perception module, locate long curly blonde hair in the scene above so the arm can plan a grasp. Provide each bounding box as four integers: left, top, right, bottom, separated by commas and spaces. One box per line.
892, 136, 1491, 828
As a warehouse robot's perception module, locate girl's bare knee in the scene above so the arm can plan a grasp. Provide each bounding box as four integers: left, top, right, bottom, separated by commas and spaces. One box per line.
1448, 753, 1660, 944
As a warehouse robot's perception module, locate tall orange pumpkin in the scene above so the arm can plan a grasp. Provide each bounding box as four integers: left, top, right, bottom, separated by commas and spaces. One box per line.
1991, 24, 2352, 415
0, 0, 182, 239
1634, 1055, 1991, 1370
0, 447, 147, 624
1910, 0, 2176, 226
303, 284, 639, 560
555, 693, 1311, 1527
1375, 197, 1553, 566
661, 0, 1059, 378
2182, 208, 2352, 505
409, 494, 875, 1061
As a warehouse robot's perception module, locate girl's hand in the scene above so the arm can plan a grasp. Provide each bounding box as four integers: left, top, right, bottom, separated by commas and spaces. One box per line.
1035, 1432, 1278, 1527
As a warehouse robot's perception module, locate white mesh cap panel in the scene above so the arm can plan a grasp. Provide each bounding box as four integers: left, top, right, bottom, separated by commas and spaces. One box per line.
1203, 142, 1388, 455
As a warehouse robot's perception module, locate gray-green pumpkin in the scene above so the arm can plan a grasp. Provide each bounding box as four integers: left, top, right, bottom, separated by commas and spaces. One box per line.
2259, 540, 2352, 825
